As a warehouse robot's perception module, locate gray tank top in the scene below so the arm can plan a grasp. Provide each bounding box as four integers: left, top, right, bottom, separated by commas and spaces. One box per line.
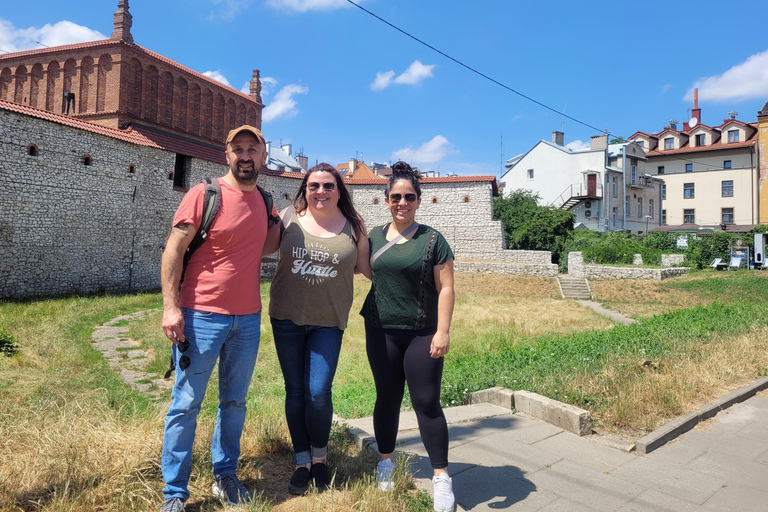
269, 216, 357, 330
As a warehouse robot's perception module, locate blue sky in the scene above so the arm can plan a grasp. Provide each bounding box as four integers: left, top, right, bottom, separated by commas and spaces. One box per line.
2, 0, 768, 176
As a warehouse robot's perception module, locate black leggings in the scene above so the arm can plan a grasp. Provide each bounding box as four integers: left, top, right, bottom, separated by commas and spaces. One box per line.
365, 323, 448, 469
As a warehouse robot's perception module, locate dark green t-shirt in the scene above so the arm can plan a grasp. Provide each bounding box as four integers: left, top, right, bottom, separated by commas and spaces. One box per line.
361, 224, 453, 330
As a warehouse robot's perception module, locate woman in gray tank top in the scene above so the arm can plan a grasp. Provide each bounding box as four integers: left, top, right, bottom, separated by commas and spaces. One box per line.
269, 163, 370, 494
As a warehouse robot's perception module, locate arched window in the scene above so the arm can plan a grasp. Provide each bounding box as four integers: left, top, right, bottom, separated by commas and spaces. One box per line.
82, 155, 92, 166
282, 193, 290, 200
373, 198, 380, 205
463, 196, 471, 203
27, 144, 39, 156
128, 164, 136, 174
167, 171, 175, 180
431, 197, 438, 204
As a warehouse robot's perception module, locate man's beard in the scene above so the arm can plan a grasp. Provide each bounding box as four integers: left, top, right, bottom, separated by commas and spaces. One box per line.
231, 160, 258, 185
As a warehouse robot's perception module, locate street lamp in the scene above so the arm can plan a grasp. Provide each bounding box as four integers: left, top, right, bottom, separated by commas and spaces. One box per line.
644, 214, 652, 234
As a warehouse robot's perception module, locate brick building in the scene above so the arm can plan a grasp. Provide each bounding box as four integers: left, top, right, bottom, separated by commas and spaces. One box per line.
0, 0, 263, 149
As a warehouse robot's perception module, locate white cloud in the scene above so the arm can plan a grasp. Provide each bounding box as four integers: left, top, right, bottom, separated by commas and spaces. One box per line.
371, 60, 435, 90
371, 70, 395, 91
565, 140, 590, 150
265, 0, 360, 12
391, 135, 453, 164
240, 81, 251, 95
203, 70, 233, 88
685, 49, 768, 103
661, 83, 672, 94
207, 0, 253, 20
262, 84, 308, 122
260, 76, 279, 97
0, 18, 105, 53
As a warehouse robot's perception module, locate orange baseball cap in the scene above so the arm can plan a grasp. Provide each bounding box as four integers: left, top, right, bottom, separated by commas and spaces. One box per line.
225, 125, 266, 147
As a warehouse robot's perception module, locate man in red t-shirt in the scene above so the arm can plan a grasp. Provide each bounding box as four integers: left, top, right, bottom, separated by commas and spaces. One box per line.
159, 125, 280, 512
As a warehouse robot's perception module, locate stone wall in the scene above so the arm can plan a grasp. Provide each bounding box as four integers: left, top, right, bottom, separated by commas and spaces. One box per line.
4, 107, 538, 298
567, 252, 690, 280
661, 254, 686, 267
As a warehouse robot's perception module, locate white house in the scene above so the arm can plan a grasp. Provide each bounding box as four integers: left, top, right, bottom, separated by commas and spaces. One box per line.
501, 131, 663, 233
628, 92, 759, 230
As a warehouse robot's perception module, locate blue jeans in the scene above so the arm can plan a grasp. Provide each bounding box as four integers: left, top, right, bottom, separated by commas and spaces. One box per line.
162, 308, 261, 500
271, 318, 343, 464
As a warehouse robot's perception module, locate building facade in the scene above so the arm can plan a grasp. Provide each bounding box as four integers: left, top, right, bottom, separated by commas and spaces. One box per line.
629, 93, 760, 230
501, 132, 662, 233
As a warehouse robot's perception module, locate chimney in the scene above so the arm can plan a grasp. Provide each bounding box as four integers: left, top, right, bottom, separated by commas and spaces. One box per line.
590, 134, 608, 151
668, 119, 678, 131
265, 141, 271, 162
110, 0, 134, 44
552, 131, 564, 146
349, 158, 356, 175
691, 88, 701, 125
281, 144, 292, 156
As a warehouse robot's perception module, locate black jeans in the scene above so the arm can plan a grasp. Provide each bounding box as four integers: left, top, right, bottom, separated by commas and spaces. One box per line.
365, 323, 448, 469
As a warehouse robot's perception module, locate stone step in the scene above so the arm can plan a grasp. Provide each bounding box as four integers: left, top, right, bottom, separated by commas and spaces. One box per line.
557, 275, 591, 299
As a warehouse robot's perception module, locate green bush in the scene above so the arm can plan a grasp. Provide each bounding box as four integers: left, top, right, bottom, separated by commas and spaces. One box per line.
0, 327, 18, 356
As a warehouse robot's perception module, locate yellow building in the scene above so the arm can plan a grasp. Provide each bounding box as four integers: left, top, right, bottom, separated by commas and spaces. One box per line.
758, 101, 768, 224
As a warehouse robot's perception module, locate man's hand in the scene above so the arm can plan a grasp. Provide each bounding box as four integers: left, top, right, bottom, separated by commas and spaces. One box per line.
162, 306, 185, 344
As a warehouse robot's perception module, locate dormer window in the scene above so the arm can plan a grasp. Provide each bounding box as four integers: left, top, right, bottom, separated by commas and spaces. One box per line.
695, 134, 705, 146
664, 138, 674, 150
728, 130, 739, 143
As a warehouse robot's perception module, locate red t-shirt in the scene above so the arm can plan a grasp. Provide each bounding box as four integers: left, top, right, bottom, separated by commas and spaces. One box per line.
173, 178, 276, 315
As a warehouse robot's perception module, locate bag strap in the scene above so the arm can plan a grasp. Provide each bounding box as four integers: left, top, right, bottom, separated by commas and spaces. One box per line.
415, 229, 439, 330
180, 177, 221, 286
257, 184, 281, 227
370, 222, 419, 266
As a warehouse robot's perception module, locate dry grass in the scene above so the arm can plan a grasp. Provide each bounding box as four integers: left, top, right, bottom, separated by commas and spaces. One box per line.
571, 325, 768, 437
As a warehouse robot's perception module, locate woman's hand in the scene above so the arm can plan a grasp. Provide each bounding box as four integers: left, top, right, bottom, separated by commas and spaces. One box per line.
430, 330, 450, 358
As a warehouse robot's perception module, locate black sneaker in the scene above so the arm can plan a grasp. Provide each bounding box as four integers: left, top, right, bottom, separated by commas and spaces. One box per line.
311, 462, 330, 492
288, 466, 311, 495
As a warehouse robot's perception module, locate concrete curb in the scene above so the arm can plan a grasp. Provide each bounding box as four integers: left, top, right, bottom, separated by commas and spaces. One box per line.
635, 376, 768, 454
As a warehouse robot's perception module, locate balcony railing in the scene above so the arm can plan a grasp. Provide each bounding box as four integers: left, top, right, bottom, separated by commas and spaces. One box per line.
627, 175, 655, 188
553, 183, 603, 210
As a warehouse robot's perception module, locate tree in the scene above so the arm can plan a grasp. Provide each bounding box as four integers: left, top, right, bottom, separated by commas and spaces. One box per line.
493, 189, 575, 259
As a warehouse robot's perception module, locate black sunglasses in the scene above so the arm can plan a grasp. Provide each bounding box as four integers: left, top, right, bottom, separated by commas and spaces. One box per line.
177, 340, 191, 371
307, 182, 336, 191
389, 193, 417, 203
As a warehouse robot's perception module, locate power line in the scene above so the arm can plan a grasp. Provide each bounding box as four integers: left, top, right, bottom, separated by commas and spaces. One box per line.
343, 0, 608, 135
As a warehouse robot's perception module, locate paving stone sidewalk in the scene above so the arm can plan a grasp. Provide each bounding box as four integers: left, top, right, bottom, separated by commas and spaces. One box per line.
344, 390, 768, 511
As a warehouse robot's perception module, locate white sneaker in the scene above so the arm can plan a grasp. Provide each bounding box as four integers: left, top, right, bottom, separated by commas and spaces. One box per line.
432, 473, 455, 512
376, 458, 395, 491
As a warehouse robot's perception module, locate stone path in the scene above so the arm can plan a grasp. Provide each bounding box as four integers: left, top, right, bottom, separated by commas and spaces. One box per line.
91, 309, 171, 399
576, 299, 636, 325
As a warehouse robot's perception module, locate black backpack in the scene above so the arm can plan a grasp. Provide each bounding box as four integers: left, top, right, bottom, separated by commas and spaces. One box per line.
179, 177, 281, 285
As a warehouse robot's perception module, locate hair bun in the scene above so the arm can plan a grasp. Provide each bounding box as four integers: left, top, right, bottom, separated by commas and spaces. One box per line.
391, 161, 421, 180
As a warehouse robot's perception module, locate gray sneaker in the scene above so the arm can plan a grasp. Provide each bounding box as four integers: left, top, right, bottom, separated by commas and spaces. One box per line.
161, 497, 185, 512
212, 474, 252, 506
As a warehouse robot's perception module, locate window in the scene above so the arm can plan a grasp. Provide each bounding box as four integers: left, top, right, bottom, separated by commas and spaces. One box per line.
282, 193, 290, 200
662, 183, 666, 200
637, 197, 643, 217
82, 155, 92, 166
664, 138, 674, 150
631, 164, 637, 184
722, 208, 734, 224
649, 199, 654, 218
128, 164, 136, 174
728, 130, 739, 143
372, 198, 380, 205
527, 169, 534, 180
612, 207, 617, 227
625, 196, 630, 216
173, 154, 190, 189
657, 165, 665, 174
684, 183, 695, 198
724, 160, 732, 169
636, 141, 644, 149
695, 134, 705, 146
684, 209, 695, 224
27, 144, 39, 156
722, 180, 734, 197
431, 197, 438, 204
662, 209, 667, 225
685, 163, 693, 172
612, 177, 617, 197
463, 196, 470, 203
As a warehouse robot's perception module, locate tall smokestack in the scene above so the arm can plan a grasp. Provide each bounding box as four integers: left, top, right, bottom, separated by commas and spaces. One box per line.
691, 88, 701, 125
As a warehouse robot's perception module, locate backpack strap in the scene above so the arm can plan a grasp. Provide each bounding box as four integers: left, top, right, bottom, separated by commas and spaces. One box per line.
257, 184, 281, 228
180, 177, 221, 286
370, 223, 420, 266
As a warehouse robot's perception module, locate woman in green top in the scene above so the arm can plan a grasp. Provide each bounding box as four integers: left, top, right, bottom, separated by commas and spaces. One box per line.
360, 162, 456, 512
270, 163, 369, 495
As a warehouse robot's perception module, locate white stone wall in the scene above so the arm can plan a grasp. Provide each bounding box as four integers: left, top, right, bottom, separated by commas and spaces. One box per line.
567, 253, 690, 280
661, 254, 686, 267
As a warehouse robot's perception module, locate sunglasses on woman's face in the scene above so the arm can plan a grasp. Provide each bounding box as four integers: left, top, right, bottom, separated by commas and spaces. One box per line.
307, 182, 336, 191
389, 193, 417, 203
